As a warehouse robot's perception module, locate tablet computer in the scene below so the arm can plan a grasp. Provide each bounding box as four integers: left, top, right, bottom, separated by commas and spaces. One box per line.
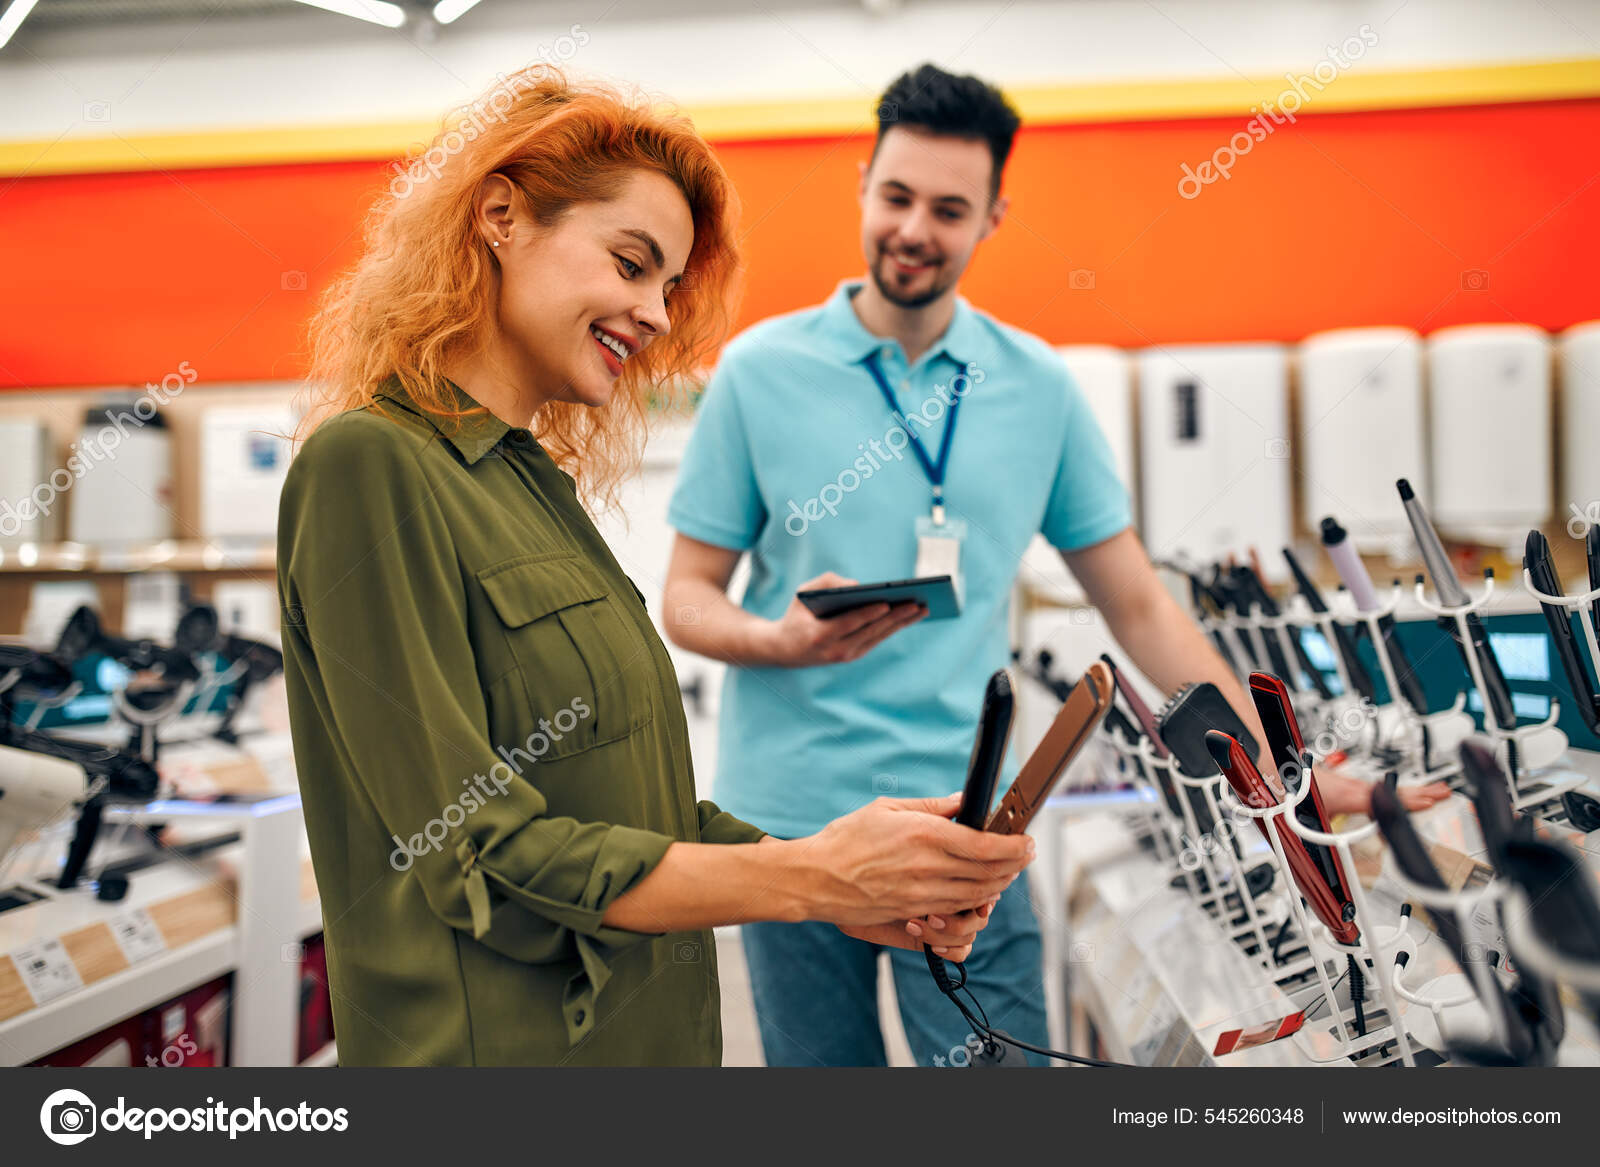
796, 574, 961, 621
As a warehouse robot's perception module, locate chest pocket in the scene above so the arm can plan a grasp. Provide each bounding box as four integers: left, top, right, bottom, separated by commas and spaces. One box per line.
477, 553, 657, 758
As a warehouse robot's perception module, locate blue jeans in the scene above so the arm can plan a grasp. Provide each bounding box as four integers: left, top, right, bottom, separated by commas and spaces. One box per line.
740, 869, 1050, 1067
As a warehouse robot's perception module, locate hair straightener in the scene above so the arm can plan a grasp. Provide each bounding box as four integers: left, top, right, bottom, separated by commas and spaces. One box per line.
1169, 563, 1245, 674
1320, 516, 1431, 715
1247, 673, 1361, 939
1587, 525, 1600, 644
1203, 730, 1360, 948
955, 670, 1014, 828
1242, 554, 1334, 700
1499, 835, 1600, 1026
1397, 479, 1518, 731
1282, 546, 1377, 703
986, 660, 1113, 835
1216, 563, 1295, 680
1454, 742, 1568, 1050
1524, 530, 1600, 734
928, 661, 1123, 1067
1369, 780, 1552, 1065
1099, 653, 1182, 818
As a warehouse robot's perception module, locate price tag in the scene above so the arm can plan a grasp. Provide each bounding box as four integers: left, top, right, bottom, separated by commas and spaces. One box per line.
9, 939, 84, 1006
109, 908, 168, 965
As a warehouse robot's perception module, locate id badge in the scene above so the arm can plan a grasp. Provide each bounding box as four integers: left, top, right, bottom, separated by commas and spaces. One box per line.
915, 514, 966, 607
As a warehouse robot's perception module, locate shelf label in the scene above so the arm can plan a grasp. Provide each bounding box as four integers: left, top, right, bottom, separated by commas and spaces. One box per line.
109, 908, 167, 965
8, 938, 84, 1006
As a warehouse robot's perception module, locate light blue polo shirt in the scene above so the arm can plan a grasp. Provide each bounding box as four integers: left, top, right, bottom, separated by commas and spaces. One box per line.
668, 279, 1131, 839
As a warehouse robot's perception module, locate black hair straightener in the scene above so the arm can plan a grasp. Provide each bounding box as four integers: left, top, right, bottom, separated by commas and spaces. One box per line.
1455, 742, 1568, 1052
1524, 529, 1600, 734
1397, 479, 1518, 732
1321, 515, 1431, 715
1369, 779, 1554, 1064
1498, 836, 1600, 1026
1282, 546, 1377, 703
954, 670, 1014, 829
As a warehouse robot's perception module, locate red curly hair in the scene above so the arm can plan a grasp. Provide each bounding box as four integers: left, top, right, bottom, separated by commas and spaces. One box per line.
299, 64, 743, 507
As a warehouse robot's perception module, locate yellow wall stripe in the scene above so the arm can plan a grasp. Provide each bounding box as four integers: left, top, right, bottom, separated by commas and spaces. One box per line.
3, 56, 1597, 178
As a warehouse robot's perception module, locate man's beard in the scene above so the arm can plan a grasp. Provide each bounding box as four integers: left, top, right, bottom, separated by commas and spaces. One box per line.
870, 251, 950, 309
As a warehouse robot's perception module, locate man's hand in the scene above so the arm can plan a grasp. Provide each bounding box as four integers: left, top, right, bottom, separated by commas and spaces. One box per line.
1315, 759, 1451, 816
758, 572, 926, 667
838, 897, 1001, 961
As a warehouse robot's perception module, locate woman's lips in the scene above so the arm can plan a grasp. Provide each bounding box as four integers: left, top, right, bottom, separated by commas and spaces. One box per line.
593, 333, 623, 376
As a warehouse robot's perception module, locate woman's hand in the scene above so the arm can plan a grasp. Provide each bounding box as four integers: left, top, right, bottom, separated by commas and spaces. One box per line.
785, 793, 1034, 926
838, 896, 1001, 962
757, 572, 926, 667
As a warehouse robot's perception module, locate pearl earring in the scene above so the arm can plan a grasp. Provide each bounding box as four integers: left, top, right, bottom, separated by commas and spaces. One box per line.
491, 240, 500, 248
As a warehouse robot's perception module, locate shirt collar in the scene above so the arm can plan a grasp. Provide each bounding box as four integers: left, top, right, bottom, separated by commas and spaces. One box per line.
821, 278, 985, 368
373, 375, 514, 466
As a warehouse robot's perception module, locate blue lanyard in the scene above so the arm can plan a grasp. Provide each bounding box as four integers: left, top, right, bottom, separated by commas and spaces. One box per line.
862, 350, 961, 520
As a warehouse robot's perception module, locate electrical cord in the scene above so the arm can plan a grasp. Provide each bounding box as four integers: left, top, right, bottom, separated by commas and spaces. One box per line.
924, 947, 1137, 1068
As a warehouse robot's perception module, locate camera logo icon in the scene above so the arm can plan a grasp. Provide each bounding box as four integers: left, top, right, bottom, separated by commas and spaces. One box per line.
40, 1088, 97, 1146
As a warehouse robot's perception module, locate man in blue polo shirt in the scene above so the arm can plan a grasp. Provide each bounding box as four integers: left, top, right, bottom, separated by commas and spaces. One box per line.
663, 64, 1306, 1067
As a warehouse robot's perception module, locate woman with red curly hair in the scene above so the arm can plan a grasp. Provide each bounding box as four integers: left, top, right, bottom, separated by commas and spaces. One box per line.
277, 66, 1031, 1066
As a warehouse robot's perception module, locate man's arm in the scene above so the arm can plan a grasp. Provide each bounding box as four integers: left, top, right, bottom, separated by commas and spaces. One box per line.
663, 532, 924, 667
1060, 528, 1272, 752
1060, 528, 1448, 815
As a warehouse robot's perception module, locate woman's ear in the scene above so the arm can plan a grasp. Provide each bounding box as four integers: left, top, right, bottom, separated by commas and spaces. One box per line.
474, 173, 518, 249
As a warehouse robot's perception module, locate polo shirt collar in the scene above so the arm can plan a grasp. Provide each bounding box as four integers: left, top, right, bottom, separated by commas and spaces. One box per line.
822, 278, 984, 368
373, 375, 513, 465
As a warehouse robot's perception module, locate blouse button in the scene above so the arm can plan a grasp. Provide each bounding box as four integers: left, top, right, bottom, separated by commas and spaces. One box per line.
509, 431, 529, 444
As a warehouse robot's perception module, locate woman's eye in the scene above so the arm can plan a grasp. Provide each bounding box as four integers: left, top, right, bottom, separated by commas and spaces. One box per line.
616, 256, 642, 278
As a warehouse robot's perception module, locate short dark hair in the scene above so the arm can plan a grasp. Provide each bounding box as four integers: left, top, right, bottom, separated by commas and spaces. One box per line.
871, 63, 1022, 200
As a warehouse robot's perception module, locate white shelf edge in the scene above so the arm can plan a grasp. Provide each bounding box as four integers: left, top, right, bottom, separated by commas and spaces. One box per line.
0, 927, 236, 1066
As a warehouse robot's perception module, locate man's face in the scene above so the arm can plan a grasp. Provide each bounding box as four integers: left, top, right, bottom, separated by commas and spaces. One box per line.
858, 127, 1006, 309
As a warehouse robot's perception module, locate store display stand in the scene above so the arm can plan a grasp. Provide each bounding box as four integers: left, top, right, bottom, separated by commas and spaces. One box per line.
1164, 752, 1318, 980
1386, 870, 1511, 1057
1411, 573, 1576, 811
1331, 585, 1464, 790
1219, 774, 1418, 1066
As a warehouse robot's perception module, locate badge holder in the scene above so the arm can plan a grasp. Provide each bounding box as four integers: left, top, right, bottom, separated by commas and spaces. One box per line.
1412, 570, 1576, 811
1218, 774, 1418, 1066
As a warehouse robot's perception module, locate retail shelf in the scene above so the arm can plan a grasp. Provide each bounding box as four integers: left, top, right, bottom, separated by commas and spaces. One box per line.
0, 927, 236, 1066
0, 539, 275, 574
0, 795, 308, 1066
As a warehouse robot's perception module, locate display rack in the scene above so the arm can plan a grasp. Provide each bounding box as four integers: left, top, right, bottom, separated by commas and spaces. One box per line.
0, 794, 315, 1066
1218, 771, 1417, 1066
1385, 869, 1511, 1056
1330, 583, 1465, 790
1411, 572, 1577, 810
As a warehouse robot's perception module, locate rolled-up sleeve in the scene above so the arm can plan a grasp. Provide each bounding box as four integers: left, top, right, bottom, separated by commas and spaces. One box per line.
695, 800, 767, 845
279, 417, 674, 1042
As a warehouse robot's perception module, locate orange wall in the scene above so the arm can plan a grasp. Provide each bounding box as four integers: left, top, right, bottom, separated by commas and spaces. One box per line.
2, 98, 1597, 390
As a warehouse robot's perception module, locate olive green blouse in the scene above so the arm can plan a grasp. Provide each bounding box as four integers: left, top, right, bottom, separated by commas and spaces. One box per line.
277, 378, 765, 1066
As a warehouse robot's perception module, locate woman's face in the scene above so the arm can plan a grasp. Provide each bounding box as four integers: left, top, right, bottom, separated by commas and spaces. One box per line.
489, 169, 694, 409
